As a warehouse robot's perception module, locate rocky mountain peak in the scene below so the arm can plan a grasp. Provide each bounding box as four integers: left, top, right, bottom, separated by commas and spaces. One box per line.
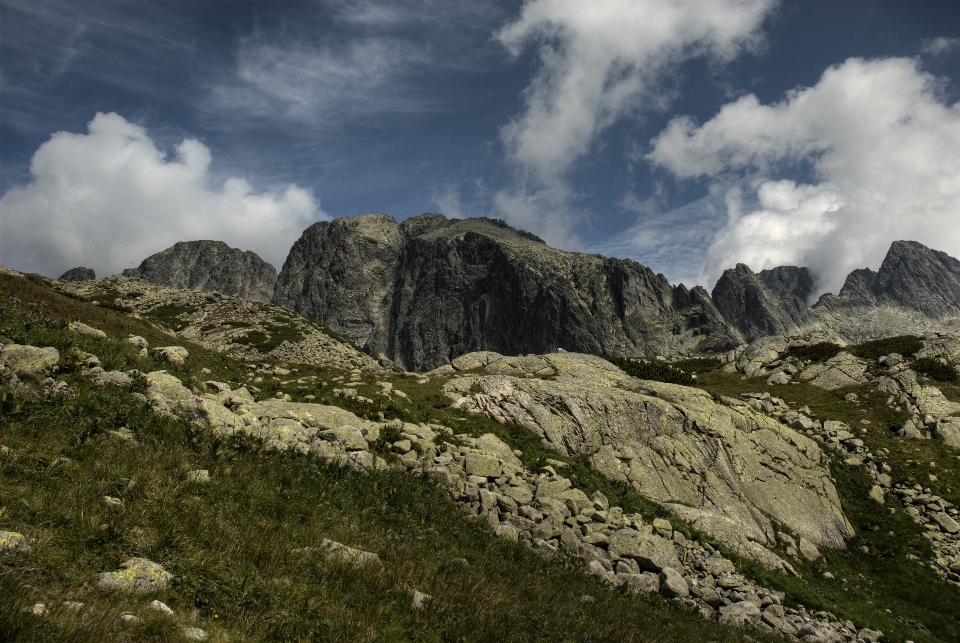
122, 240, 277, 303
711, 263, 816, 343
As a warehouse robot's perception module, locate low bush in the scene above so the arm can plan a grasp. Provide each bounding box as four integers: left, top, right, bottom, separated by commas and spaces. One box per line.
600, 355, 692, 384
787, 342, 843, 362
850, 335, 924, 361
911, 357, 959, 382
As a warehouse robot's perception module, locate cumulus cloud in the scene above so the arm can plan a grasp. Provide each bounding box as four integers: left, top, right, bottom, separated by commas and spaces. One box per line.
1, 112, 324, 278
648, 56, 960, 296
493, 0, 774, 243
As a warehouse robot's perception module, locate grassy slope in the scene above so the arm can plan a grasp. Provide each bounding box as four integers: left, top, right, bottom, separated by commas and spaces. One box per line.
694, 372, 960, 642
0, 273, 764, 643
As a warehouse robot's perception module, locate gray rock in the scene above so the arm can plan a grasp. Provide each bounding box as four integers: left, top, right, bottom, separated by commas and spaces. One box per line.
718, 601, 761, 626
58, 267, 96, 282
625, 571, 660, 593
1, 344, 59, 375
123, 240, 277, 303
658, 567, 689, 598
97, 557, 173, 593
273, 213, 738, 370
68, 321, 107, 338
0, 530, 31, 553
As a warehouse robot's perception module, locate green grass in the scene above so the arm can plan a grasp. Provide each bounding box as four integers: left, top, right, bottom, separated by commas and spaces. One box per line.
1, 272, 769, 643
145, 304, 200, 332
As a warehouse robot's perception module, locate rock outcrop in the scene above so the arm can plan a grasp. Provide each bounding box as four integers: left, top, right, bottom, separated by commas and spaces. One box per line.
440, 352, 854, 565
55, 276, 379, 371
58, 267, 96, 282
711, 264, 816, 342
273, 213, 738, 370
122, 240, 277, 303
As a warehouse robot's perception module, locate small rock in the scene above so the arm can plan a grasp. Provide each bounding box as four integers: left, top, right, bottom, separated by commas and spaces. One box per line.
182, 626, 208, 640
154, 346, 189, 366
412, 590, 432, 609
149, 600, 175, 616
186, 470, 211, 483
28, 602, 48, 616
719, 601, 761, 626
652, 518, 673, 537
69, 321, 107, 338
126, 335, 149, 351
0, 530, 32, 553
103, 496, 123, 507
119, 613, 139, 623
869, 485, 885, 505
857, 628, 884, 642
822, 571, 835, 580
799, 538, 821, 561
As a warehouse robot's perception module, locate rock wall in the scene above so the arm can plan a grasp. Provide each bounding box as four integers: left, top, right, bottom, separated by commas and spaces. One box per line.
273, 213, 739, 370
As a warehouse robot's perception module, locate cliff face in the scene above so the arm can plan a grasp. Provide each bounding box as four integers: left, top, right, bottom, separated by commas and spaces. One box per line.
122, 241, 277, 303
710, 264, 817, 343
273, 213, 738, 370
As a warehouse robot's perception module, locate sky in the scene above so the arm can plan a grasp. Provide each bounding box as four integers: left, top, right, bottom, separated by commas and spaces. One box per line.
2, 0, 958, 298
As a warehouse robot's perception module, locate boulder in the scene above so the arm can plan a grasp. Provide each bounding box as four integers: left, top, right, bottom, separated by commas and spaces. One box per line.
658, 567, 689, 598
68, 321, 107, 338
1, 344, 59, 375
606, 530, 681, 572
798, 351, 868, 390
316, 539, 381, 567
97, 557, 173, 593
154, 346, 189, 366
719, 601, 761, 626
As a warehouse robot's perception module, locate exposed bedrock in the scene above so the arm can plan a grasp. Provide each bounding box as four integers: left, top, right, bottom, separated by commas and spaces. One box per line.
441, 352, 854, 567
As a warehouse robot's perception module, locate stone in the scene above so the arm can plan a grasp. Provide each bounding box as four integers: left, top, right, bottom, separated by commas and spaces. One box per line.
0, 530, 31, 553
857, 628, 884, 642
869, 486, 886, 505
97, 557, 173, 593
318, 539, 381, 567
412, 590, 432, 609
798, 351, 869, 390
658, 567, 689, 598
718, 601, 761, 626
652, 518, 673, 537
182, 627, 209, 641
68, 321, 107, 338
319, 427, 368, 451
932, 511, 960, 534
90, 370, 133, 387
186, 470, 211, 483
1, 344, 59, 375
126, 335, 149, 350
119, 613, 139, 623
464, 454, 501, 478
607, 530, 681, 572
933, 418, 960, 449
155, 346, 189, 366
798, 538, 822, 561
626, 572, 660, 593
149, 600, 175, 616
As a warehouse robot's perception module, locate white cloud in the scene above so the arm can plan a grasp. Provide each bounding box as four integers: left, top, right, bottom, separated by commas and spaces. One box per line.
493, 0, 774, 242
922, 37, 960, 57
0, 112, 324, 278
648, 56, 960, 296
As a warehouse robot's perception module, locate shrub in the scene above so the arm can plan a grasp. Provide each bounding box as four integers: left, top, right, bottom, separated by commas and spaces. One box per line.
911, 357, 958, 382
601, 354, 692, 384
850, 335, 923, 361
672, 357, 722, 374
788, 342, 843, 362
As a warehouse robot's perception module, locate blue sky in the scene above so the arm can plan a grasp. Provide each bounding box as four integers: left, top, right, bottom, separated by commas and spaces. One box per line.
2, 0, 958, 297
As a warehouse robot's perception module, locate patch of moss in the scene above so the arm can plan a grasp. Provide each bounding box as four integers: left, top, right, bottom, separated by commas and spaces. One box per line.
146, 303, 199, 331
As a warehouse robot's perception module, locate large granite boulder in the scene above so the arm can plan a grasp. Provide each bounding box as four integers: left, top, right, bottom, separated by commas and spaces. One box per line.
123, 240, 277, 303
442, 352, 854, 563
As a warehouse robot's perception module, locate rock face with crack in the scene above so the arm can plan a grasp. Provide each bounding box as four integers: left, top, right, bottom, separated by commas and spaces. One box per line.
441, 352, 854, 565
123, 240, 278, 303
273, 213, 739, 370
